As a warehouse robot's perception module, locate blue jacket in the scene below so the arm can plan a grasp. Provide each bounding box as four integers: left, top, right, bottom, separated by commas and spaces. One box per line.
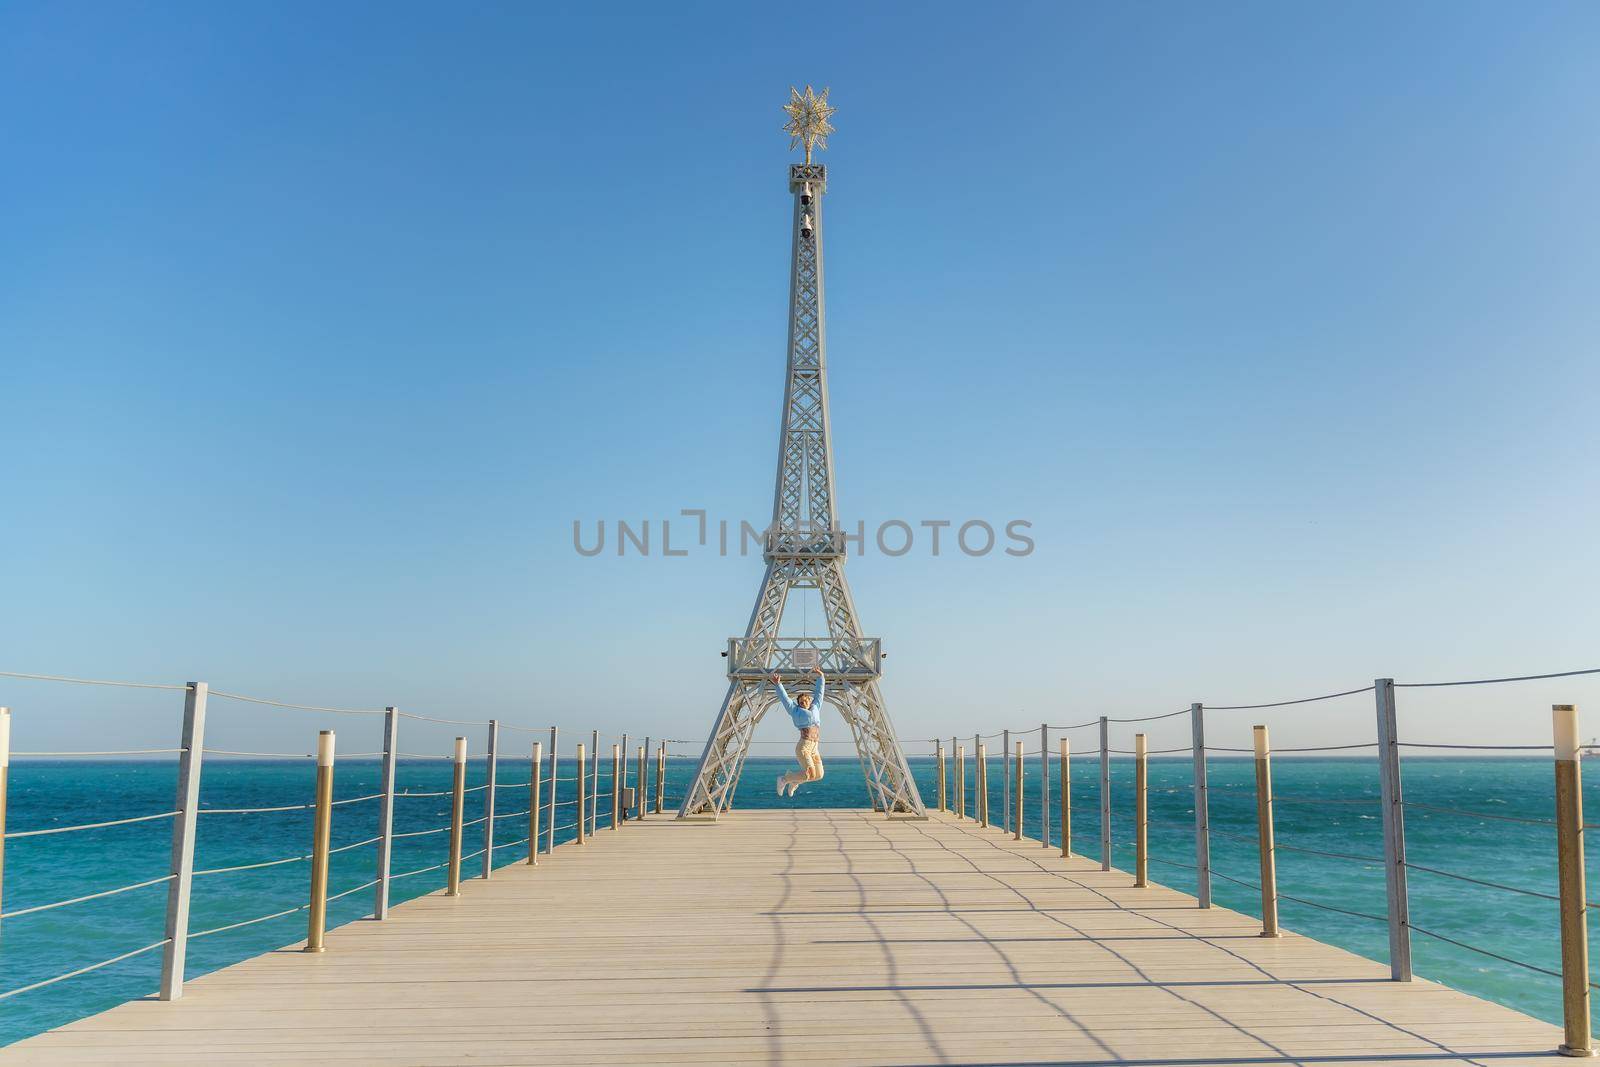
774, 675, 824, 730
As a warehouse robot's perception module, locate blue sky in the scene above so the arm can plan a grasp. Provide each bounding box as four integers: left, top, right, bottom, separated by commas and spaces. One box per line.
2, 2, 1597, 759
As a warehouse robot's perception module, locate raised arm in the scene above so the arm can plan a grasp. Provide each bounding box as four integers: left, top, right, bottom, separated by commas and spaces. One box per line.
769, 673, 795, 715
810, 666, 825, 709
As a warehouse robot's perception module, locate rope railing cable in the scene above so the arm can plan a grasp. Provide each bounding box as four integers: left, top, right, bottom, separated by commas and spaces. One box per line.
0, 670, 188, 691
0, 938, 172, 1002
1398, 667, 1600, 689
326, 878, 381, 904
1208, 869, 1261, 891
208, 689, 384, 717
1205, 686, 1375, 711
1274, 793, 1381, 806
194, 853, 308, 876
390, 825, 451, 840
1404, 861, 1565, 903
6, 809, 180, 838
199, 802, 310, 815
13, 748, 183, 757
0, 874, 175, 920
394, 789, 451, 798
1278, 892, 1388, 923
1397, 742, 1552, 751
1050, 718, 1104, 731
1404, 801, 1557, 828
390, 860, 449, 881
1406, 922, 1568, 981
327, 835, 382, 856
331, 792, 384, 806
1108, 708, 1190, 724
203, 749, 312, 759
190, 905, 305, 940
1274, 841, 1384, 864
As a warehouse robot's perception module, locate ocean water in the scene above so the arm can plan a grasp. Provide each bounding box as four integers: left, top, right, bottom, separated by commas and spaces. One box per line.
0, 753, 1586, 1045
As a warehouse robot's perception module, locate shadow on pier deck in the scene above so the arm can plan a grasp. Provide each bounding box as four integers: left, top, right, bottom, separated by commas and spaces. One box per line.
9, 809, 1567, 1065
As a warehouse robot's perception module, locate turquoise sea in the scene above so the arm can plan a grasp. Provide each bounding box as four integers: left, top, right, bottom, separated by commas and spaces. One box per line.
0, 752, 1585, 1045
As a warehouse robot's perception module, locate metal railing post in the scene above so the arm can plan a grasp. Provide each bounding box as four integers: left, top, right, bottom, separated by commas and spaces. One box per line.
619, 734, 629, 821
973, 733, 981, 824
954, 743, 965, 819
1374, 678, 1412, 979
159, 682, 207, 1000
637, 745, 646, 820
447, 737, 466, 895
375, 708, 399, 919
0, 708, 9, 932
1059, 737, 1070, 857
611, 745, 621, 831
305, 730, 335, 952
528, 741, 542, 866
1099, 716, 1111, 871
1134, 733, 1148, 887
582, 748, 595, 844
1002, 729, 1011, 834
1013, 740, 1024, 841
545, 727, 559, 855
641, 738, 651, 820
1254, 725, 1279, 937
936, 740, 946, 812
1554, 704, 1593, 1057
482, 720, 498, 879
1039, 724, 1049, 849
588, 730, 599, 836
1191, 703, 1211, 908
977, 741, 989, 828
655, 741, 665, 814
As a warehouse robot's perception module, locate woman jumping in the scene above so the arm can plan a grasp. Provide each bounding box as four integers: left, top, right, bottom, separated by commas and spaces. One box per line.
771, 665, 825, 797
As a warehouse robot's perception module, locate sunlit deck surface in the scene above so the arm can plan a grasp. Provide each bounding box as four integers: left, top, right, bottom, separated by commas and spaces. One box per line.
10, 809, 1567, 1065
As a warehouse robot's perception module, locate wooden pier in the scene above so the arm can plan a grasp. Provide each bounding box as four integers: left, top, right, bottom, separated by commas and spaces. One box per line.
8, 808, 1568, 1065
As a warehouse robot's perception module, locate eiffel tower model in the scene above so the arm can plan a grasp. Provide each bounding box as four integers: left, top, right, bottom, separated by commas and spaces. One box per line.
679, 88, 926, 819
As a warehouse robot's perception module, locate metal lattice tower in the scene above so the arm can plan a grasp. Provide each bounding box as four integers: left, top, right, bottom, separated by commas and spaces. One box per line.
679, 132, 926, 820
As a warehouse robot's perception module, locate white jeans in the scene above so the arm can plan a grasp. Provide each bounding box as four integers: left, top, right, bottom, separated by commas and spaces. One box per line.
779, 737, 825, 789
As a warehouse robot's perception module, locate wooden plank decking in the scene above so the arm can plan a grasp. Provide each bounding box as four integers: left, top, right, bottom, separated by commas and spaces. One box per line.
9, 809, 1568, 1065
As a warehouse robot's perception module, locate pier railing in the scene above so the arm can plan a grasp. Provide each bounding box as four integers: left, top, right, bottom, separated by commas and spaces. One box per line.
0, 672, 690, 1010
930, 665, 1600, 1057
7, 663, 1600, 1054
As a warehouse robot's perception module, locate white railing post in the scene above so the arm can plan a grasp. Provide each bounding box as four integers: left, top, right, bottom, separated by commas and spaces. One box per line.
546, 727, 558, 855
159, 682, 207, 1000
588, 730, 599, 836
641, 737, 652, 820
1191, 702, 1211, 908
1039, 723, 1049, 849
1002, 729, 1011, 834
1098, 716, 1111, 872
1374, 678, 1412, 980
528, 741, 542, 866
1134, 734, 1148, 888
374, 707, 398, 919
482, 719, 498, 879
